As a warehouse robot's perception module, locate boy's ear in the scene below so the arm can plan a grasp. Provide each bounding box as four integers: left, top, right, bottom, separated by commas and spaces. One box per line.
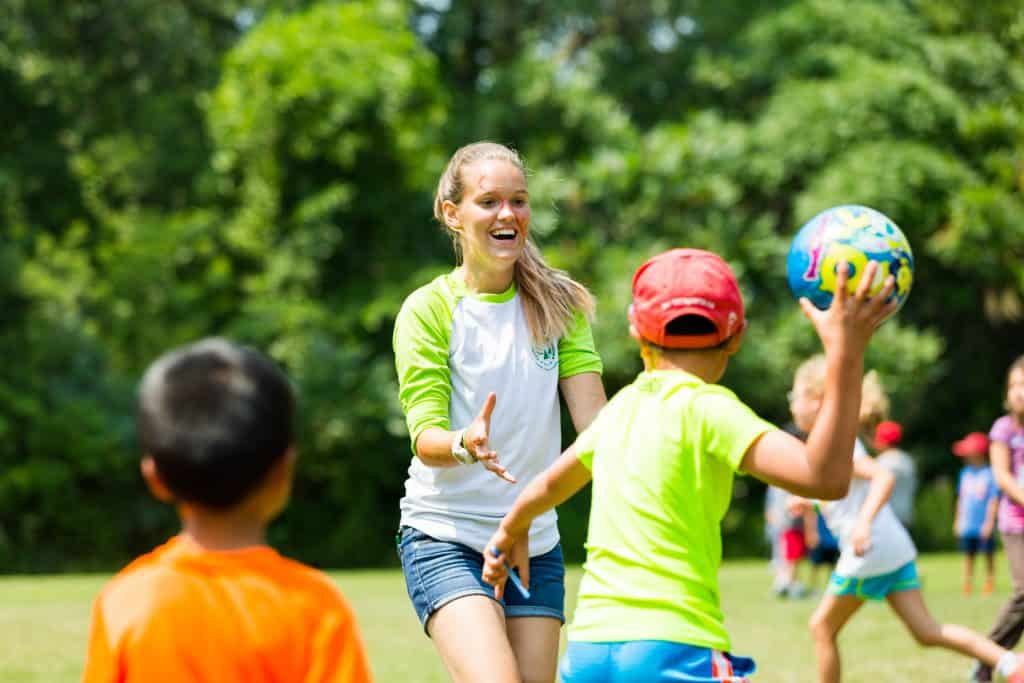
266, 446, 298, 488
140, 456, 175, 502
725, 322, 746, 355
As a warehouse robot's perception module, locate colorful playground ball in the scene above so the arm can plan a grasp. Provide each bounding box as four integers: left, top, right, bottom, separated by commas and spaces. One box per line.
786, 205, 913, 313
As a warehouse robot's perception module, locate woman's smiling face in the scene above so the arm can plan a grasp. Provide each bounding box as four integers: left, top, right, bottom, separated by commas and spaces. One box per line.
447, 159, 530, 272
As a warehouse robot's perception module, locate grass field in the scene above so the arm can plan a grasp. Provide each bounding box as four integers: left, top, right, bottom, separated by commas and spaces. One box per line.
0, 552, 1009, 682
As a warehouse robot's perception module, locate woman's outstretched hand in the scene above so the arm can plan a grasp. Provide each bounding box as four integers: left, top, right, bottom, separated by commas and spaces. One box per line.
464, 392, 516, 483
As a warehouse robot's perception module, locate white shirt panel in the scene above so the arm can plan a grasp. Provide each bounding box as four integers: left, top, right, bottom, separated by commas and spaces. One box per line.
822, 439, 917, 578
400, 292, 562, 555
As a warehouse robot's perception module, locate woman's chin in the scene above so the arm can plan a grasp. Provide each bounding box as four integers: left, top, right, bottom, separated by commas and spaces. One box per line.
488, 244, 524, 264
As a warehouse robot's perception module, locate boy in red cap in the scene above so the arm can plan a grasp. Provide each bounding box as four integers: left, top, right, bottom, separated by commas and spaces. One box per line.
874, 420, 918, 529
954, 431, 1000, 595
482, 248, 896, 682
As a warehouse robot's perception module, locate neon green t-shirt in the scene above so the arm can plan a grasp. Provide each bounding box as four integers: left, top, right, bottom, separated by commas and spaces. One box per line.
570, 369, 775, 650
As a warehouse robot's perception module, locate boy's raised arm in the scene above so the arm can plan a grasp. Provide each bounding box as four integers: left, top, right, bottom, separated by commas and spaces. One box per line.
741, 261, 896, 499
483, 445, 592, 599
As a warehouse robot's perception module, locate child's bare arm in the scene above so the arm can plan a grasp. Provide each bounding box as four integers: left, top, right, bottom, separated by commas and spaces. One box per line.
495, 446, 591, 539
743, 429, 851, 499
847, 455, 893, 555
982, 495, 999, 539
786, 494, 811, 517
991, 441, 1024, 507
853, 455, 894, 526
801, 503, 820, 548
953, 496, 962, 535
483, 445, 592, 598
742, 261, 896, 499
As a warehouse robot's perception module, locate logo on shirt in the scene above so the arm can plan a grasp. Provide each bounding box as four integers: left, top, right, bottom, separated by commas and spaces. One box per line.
532, 343, 558, 371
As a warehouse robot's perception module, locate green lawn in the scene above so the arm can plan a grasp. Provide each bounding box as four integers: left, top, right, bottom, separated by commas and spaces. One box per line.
0, 553, 1008, 682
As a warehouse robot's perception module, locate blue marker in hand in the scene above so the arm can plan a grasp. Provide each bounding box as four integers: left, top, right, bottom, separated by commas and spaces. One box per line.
490, 546, 530, 599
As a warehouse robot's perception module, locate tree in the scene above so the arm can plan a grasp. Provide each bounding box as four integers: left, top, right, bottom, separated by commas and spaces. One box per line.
1, 0, 1022, 569
204, 0, 450, 565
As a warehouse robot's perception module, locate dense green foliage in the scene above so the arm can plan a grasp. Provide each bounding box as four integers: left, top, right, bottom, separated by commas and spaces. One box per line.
1, 0, 1022, 570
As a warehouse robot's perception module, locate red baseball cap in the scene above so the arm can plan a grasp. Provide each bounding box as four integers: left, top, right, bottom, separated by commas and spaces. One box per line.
874, 420, 903, 447
628, 248, 746, 349
953, 432, 990, 457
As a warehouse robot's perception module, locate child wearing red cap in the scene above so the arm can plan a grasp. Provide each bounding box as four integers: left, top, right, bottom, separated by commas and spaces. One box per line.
481, 248, 896, 682
874, 420, 918, 529
953, 432, 999, 596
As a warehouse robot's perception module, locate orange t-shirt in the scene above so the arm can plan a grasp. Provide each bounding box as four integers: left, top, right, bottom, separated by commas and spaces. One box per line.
82, 535, 373, 683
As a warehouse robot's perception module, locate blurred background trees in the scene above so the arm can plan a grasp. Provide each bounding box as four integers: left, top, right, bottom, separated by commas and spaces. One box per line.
1, 0, 1022, 570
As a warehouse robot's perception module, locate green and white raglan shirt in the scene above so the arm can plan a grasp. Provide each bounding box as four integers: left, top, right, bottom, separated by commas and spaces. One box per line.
393, 271, 602, 556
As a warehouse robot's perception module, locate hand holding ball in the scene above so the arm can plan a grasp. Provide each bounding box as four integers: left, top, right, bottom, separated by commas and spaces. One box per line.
787, 205, 913, 315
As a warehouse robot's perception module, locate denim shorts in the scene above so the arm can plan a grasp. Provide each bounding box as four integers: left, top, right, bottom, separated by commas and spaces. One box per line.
827, 560, 921, 601
397, 525, 565, 633
560, 640, 756, 683
809, 543, 840, 566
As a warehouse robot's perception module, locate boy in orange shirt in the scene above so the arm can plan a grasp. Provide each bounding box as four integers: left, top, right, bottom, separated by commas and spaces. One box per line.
82, 338, 373, 683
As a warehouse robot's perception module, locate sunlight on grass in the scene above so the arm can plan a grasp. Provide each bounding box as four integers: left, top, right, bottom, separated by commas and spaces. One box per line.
0, 554, 1009, 682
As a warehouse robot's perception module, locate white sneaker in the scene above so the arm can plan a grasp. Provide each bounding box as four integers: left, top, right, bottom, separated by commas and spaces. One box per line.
990, 652, 1022, 683
786, 582, 809, 599
1005, 655, 1024, 683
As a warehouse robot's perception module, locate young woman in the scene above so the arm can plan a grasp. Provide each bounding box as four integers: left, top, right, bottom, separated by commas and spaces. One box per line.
393, 141, 607, 683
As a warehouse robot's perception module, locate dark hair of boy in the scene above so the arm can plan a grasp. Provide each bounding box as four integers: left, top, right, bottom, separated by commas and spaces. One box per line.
137, 338, 295, 509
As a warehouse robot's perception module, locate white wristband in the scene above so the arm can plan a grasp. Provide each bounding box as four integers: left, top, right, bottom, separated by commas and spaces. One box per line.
451, 428, 476, 465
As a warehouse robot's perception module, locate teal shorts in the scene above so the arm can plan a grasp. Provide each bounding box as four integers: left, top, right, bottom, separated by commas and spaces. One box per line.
827, 561, 920, 601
